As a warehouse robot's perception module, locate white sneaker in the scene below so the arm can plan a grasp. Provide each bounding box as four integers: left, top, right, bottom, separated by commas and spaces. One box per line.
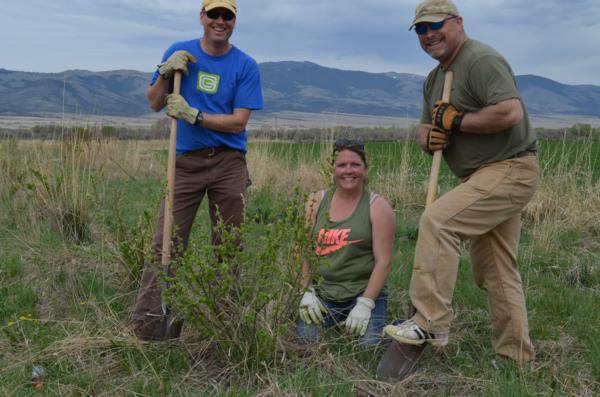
384, 319, 448, 347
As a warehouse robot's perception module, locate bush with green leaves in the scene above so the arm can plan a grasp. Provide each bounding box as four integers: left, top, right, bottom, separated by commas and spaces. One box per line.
167, 187, 312, 369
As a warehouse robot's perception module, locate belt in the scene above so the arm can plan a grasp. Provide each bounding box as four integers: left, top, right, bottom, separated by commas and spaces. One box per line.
183, 146, 229, 158
509, 149, 537, 159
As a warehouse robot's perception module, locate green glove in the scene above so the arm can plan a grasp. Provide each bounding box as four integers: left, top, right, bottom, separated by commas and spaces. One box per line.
158, 50, 197, 78
166, 94, 199, 125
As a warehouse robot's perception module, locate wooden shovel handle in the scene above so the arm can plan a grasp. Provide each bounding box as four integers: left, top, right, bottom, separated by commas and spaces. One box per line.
161, 72, 181, 266
425, 71, 453, 207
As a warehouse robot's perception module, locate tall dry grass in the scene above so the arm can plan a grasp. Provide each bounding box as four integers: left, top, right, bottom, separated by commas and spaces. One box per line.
246, 140, 328, 194
245, 138, 429, 212
5, 133, 597, 265
524, 138, 600, 255
0, 138, 98, 243
92, 139, 166, 180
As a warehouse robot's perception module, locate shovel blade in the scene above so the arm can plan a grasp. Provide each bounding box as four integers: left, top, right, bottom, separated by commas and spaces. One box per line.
376, 341, 426, 381
132, 312, 183, 341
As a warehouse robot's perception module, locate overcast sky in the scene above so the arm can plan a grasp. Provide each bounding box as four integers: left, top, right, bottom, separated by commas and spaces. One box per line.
3, 0, 599, 86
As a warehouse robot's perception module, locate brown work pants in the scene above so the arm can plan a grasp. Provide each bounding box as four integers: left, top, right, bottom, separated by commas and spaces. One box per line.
131, 148, 249, 321
409, 154, 539, 363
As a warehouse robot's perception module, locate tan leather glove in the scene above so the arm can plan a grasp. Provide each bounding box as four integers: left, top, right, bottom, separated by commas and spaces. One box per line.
158, 50, 197, 78
427, 126, 451, 153
432, 100, 463, 133
166, 94, 199, 125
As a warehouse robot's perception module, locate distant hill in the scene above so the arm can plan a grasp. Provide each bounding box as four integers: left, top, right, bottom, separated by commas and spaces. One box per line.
0, 69, 152, 117
516, 75, 600, 116
260, 61, 423, 117
1, 62, 599, 118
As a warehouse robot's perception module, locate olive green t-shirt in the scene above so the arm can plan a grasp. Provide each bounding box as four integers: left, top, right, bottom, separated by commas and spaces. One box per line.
420, 39, 537, 178
311, 188, 380, 302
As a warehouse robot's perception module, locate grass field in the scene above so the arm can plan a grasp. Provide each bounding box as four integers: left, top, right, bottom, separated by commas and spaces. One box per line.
0, 135, 598, 396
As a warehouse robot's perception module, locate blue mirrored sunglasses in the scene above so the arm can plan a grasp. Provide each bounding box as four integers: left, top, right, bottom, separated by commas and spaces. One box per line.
414, 16, 457, 35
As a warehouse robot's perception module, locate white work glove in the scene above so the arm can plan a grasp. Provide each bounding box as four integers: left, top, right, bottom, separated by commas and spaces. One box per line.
299, 288, 326, 325
344, 296, 375, 336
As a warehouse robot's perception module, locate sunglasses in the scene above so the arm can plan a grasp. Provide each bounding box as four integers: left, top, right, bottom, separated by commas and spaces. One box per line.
205, 9, 236, 21
414, 16, 457, 35
333, 139, 365, 154
332, 139, 368, 167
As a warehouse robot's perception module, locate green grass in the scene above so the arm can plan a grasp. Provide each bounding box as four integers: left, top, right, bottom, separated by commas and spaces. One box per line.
0, 138, 598, 396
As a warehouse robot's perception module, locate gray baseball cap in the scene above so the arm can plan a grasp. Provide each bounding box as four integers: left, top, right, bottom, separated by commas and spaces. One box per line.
409, 0, 460, 30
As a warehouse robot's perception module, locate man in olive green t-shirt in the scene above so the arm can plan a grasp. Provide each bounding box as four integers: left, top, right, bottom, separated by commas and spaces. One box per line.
385, 0, 539, 364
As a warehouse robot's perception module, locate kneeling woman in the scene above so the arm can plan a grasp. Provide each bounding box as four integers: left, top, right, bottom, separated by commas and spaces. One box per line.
297, 139, 396, 345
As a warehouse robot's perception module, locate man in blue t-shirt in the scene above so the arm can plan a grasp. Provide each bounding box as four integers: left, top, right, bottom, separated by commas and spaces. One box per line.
131, 0, 263, 340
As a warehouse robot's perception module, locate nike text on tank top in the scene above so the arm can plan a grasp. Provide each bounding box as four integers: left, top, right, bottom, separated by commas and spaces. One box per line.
311, 188, 384, 302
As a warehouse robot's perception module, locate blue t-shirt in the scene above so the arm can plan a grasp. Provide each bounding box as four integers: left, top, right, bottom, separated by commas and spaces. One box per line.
151, 39, 263, 154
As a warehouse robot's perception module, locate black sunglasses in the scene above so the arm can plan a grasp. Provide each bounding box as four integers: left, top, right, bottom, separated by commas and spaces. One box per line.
414, 16, 457, 35
205, 9, 236, 21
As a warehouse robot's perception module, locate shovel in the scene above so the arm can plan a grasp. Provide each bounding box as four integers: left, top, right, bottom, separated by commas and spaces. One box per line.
143, 71, 183, 340
376, 70, 454, 381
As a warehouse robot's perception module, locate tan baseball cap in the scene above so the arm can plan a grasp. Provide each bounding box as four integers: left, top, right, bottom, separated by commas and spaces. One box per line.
409, 0, 459, 30
202, 0, 237, 14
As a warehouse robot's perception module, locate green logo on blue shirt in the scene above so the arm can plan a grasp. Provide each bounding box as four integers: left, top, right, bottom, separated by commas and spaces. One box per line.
197, 72, 220, 94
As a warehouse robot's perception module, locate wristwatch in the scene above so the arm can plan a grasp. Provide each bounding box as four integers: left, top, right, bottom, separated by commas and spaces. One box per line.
195, 110, 203, 126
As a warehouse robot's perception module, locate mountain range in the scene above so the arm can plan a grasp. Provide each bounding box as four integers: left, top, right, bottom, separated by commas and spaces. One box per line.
1, 61, 599, 119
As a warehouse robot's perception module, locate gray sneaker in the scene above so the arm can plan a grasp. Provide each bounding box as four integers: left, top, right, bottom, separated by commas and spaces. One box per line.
383, 319, 448, 347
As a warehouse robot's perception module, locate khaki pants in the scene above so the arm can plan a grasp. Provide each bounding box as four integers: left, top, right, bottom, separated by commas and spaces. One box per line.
409, 155, 539, 362
131, 148, 249, 321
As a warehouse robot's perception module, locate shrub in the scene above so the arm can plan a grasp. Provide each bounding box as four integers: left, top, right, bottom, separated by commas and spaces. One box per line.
168, 187, 312, 370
